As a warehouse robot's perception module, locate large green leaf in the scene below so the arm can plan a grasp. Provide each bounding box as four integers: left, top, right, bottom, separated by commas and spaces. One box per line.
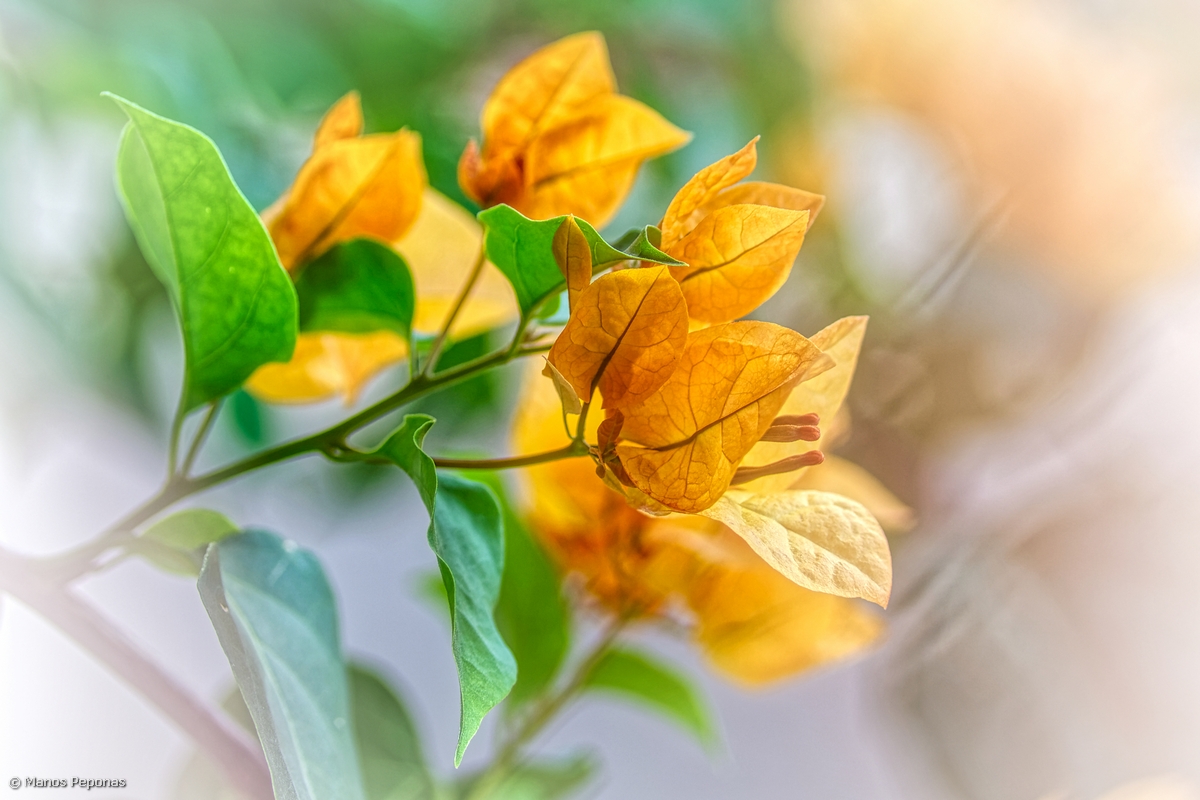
582, 648, 714, 746
482, 474, 570, 710
296, 239, 415, 337
348, 665, 436, 800
198, 529, 366, 800
108, 94, 297, 412
477, 204, 681, 317
377, 415, 516, 766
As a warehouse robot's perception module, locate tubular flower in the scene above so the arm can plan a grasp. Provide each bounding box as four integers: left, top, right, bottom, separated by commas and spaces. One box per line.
458, 32, 691, 228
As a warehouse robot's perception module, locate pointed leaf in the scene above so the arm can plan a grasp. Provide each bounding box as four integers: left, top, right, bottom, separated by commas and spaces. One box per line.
791, 456, 915, 534
668, 204, 809, 326
615, 321, 830, 513
134, 508, 239, 576
198, 529, 366, 800
453, 755, 595, 800
108, 94, 297, 412
479, 204, 677, 317
626, 225, 685, 266
582, 647, 714, 745
348, 665, 436, 800
377, 416, 516, 766
296, 239, 415, 337
698, 490, 892, 606
547, 266, 688, 409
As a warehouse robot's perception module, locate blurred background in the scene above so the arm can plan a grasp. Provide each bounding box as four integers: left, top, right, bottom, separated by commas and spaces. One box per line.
2, 0, 1200, 797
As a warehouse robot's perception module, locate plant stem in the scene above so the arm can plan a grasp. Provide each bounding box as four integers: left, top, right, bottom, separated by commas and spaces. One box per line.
467, 617, 627, 799
165, 396, 187, 478
180, 399, 222, 477
421, 245, 486, 377
0, 549, 274, 800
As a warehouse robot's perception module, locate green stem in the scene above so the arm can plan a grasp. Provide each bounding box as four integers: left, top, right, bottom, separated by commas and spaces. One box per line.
467, 617, 627, 799
165, 395, 187, 477
421, 245, 486, 377
180, 399, 222, 477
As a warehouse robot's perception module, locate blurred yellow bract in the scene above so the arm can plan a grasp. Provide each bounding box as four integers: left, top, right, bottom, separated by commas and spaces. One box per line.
458, 32, 691, 228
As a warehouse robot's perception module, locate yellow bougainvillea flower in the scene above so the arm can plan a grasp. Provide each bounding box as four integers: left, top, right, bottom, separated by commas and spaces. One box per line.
458, 32, 690, 228
512, 360, 886, 684
658, 138, 826, 326
735, 315, 914, 534
614, 321, 832, 513
251, 94, 525, 405
265, 91, 426, 273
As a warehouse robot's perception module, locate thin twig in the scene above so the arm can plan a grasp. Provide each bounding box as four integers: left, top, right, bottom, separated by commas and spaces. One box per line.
0, 549, 274, 800
422, 245, 487, 377
180, 399, 222, 477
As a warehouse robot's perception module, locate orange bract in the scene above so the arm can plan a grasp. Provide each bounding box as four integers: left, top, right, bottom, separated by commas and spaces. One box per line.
267, 92, 426, 272
459, 32, 689, 228
615, 321, 830, 513
658, 139, 825, 325
547, 266, 688, 410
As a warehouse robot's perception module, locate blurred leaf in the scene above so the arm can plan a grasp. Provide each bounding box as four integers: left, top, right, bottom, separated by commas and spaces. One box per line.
582, 647, 714, 745
349, 665, 436, 800
377, 415, 516, 766
133, 508, 239, 576
108, 94, 297, 412
478, 204, 678, 317
297, 240, 415, 338
198, 529, 366, 800
230, 389, 267, 445
477, 474, 570, 710
453, 754, 596, 800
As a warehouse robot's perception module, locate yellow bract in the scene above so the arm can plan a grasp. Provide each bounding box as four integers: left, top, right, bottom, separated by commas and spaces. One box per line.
553, 216, 593, 312
740, 315, 867, 492
245, 331, 408, 405
459, 32, 689, 228
512, 363, 884, 683
699, 489, 892, 607
615, 321, 830, 513
547, 266, 688, 410
792, 455, 914, 535
263, 91, 426, 273
659, 139, 825, 326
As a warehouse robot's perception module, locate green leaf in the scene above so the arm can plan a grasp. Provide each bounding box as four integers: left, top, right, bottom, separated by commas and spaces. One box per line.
107, 94, 298, 412
376, 415, 516, 766
582, 648, 714, 746
133, 508, 240, 576
478, 204, 680, 317
478, 474, 570, 710
625, 225, 685, 266
453, 755, 595, 800
349, 665, 436, 800
230, 388, 268, 445
296, 239, 415, 337
198, 529, 366, 800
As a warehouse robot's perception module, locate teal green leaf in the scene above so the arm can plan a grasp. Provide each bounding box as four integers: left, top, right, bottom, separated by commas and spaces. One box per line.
134, 508, 240, 576
477, 204, 679, 316
582, 648, 714, 746
296, 239, 415, 337
479, 474, 570, 710
625, 225, 685, 266
107, 94, 298, 412
453, 754, 595, 800
198, 529, 366, 800
349, 665, 436, 800
376, 415, 516, 766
